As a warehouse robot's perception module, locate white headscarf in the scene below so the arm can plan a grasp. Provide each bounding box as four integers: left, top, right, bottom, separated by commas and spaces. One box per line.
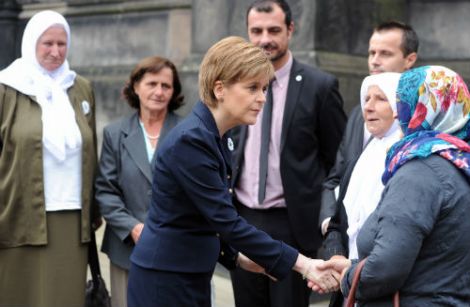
344, 72, 402, 259
0, 10, 81, 161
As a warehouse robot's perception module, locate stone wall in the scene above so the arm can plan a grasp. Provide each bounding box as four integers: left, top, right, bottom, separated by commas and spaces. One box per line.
1, 0, 470, 131
2, 0, 192, 136
0, 1, 21, 69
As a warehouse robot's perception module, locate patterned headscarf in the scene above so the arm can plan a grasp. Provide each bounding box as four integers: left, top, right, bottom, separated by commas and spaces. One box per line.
382, 66, 470, 184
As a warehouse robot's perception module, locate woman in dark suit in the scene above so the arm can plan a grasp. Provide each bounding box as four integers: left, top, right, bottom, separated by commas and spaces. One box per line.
127, 36, 339, 307
95, 56, 183, 307
0, 10, 98, 307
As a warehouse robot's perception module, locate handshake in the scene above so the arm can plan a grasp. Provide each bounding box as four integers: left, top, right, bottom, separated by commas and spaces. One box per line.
237, 253, 352, 294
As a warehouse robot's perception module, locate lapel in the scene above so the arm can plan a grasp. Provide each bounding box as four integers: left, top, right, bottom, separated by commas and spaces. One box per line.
149, 111, 180, 169
67, 82, 94, 171
227, 125, 248, 187
193, 101, 232, 174
231, 125, 248, 169
68, 85, 88, 132
157, 112, 179, 150
122, 112, 153, 183
220, 134, 233, 176
280, 59, 303, 152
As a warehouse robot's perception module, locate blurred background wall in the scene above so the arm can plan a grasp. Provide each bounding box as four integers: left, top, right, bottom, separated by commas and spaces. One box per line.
2, 0, 470, 135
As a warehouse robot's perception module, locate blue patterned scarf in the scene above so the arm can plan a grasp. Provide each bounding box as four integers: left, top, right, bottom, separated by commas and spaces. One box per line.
382, 66, 470, 184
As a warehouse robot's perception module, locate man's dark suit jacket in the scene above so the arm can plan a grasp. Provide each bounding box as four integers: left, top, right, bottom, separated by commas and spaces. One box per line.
319, 105, 365, 225
320, 105, 366, 307
231, 59, 347, 254
321, 151, 361, 307
130, 101, 298, 279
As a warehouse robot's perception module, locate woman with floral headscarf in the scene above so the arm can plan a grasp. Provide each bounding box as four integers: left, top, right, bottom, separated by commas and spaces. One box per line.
0, 10, 98, 306
317, 66, 470, 306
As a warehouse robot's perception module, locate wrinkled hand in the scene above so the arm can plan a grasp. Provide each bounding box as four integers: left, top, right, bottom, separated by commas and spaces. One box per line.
323, 256, 352, 280
308, 256, 351, 293
304, 259, 340, 293
131, 223, 144, 243
237, 253, 277, 281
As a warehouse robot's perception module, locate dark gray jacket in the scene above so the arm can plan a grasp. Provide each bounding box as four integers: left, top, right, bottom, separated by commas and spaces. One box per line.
342, 155, 470, 306
95, 111, 180, 269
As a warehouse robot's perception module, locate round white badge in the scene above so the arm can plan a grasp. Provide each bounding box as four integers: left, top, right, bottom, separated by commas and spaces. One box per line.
81, 100, 91, 115
227, 137, 234, 151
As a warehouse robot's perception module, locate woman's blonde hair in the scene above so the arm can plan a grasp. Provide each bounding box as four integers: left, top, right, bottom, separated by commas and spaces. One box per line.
199, 36, 274, 107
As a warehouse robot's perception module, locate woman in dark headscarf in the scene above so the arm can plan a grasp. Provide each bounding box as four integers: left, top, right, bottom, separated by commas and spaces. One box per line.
318, 65, 470, 306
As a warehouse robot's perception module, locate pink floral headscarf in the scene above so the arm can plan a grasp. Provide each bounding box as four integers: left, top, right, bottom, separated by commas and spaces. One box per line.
383, 65, 470, 183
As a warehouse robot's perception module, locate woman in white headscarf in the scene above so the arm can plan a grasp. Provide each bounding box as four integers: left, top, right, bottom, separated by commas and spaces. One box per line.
318, 65, 470, 306
0, 10, 98, 307
321, 72, 401, 307
344, 72, 402, 259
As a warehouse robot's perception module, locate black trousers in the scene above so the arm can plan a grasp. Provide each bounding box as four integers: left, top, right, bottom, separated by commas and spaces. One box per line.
230, 203, 311, 307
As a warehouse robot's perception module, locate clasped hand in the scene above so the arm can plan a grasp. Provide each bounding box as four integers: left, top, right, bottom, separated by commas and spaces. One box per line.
302, 258, 341, 293
236, 253, 352, 294
307, 256, 352, 294
238, 254, 341, 292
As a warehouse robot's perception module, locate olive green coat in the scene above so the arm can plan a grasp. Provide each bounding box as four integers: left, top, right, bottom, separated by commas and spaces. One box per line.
0, 75, 98, 248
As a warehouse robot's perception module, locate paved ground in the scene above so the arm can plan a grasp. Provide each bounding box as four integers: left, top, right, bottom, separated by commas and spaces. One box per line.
93, 224, 330, 307
212, 268, 330, 307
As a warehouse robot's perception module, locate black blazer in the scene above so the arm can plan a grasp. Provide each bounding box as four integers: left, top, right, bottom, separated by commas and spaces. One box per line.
320, 106, 366, 307
321, 145, 363, 307
232, 59, 347, 254
319, 104, 365, 225
131, 102, 298, 278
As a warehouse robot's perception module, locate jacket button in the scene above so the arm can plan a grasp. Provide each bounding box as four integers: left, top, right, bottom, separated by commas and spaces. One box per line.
228, 188, 233, 194
220, 251, 225, 256
216, 233, 220, 237
227, 175, 231, 180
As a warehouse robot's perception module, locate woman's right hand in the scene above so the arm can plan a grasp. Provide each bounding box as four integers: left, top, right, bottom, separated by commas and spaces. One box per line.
308, 256, 351, 292
131, 223, 144, 243
322, 256, 352, 278
294, 254, 340, 293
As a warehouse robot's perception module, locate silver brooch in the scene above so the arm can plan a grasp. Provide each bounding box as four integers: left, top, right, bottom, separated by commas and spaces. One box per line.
295, 75, 302, 82
81, 100, 91, 115
227, 137, 234, 151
